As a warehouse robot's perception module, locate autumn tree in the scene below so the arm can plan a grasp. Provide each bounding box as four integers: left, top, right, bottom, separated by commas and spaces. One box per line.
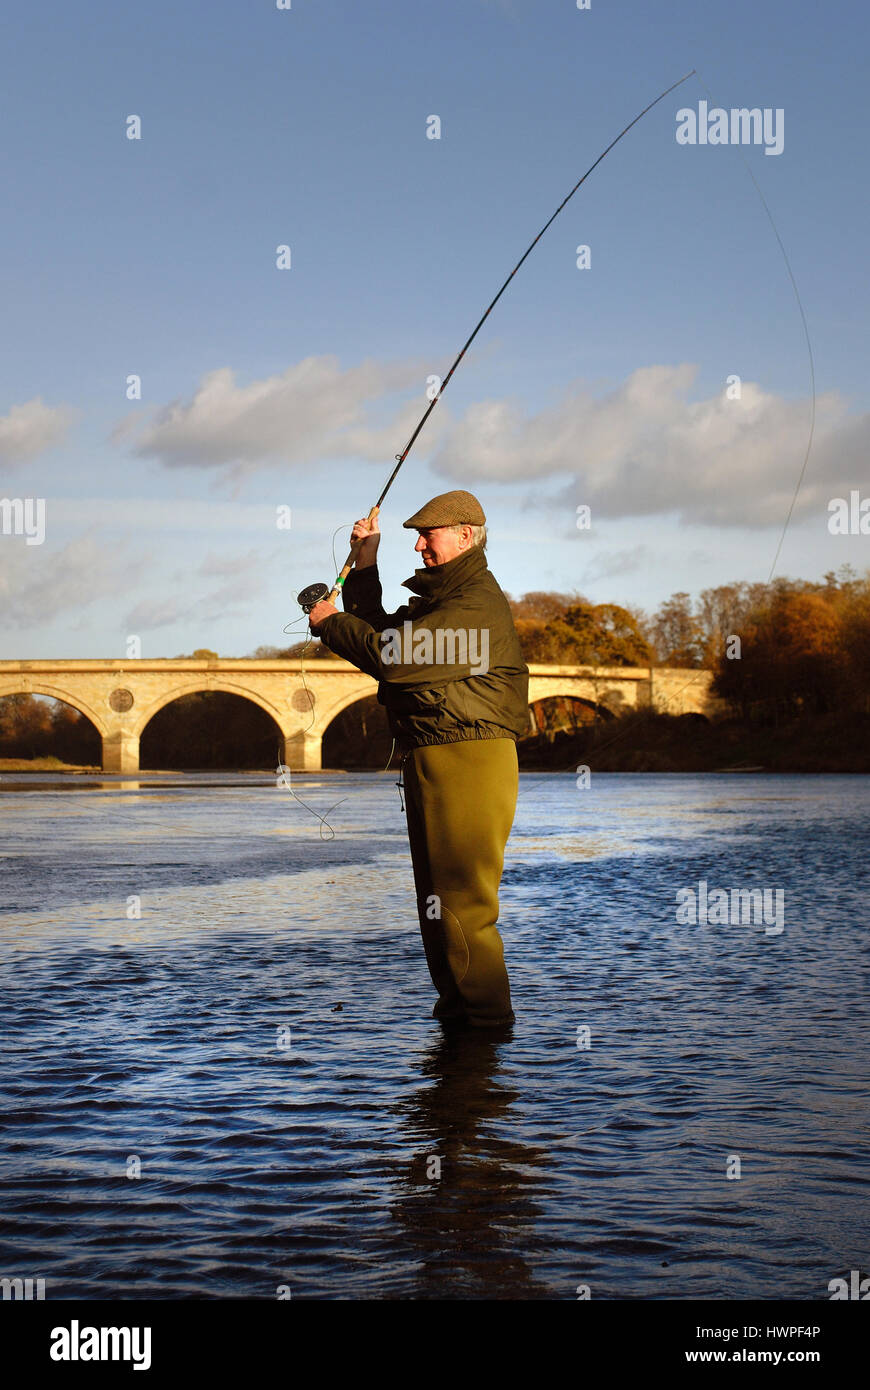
0, 695, 99, 763
714, 590, 848, 719
0, 694, 52, 755
247, 643, 333, 658
696, 582, 769, 665
539, 601, 653, 667
506, 591, 577, 622
649, 592, 705, 667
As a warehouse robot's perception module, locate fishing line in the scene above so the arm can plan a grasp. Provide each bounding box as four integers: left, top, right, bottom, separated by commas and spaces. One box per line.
275, 759, 348, 842
515, 67, 819, 793
276, 528, 349, 836
281, 525, 399, 834
292, 71, 811, 806
323, 524, 399, 777
288, 71, 698, 815
692, 69, 817, 587
296, 69, 697, 616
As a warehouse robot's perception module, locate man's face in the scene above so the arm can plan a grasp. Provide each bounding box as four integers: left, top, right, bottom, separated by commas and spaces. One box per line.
414, 525, 471, 567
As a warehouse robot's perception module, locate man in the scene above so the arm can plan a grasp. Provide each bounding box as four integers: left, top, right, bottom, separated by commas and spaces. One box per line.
307, 489, 529, 1029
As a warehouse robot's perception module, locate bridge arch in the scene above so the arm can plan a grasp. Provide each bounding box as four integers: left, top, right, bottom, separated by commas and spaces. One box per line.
526, 693, 616, 747
528, 691, 616, 721
133, 680, 289, 739
0, 684, 109, 738
313, 682, 379, 732
321, 690, 391, 769
136, 684, 289, 770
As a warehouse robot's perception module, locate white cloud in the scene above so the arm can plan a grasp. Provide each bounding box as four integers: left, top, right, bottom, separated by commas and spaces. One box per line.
0, 533, 138, 630
124, 570, 265, 632
195, 572, 264, 621
578, 545, 655, 585
118, 356, 444, 473
123, 597, 185, 632
0, 524, 269, 637
198, 548, 262, 578
430, 365, 858, 527
49, 499, 353, 537
0, 398, 76, 465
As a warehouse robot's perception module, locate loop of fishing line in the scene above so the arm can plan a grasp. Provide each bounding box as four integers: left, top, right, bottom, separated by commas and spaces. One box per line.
275, 758, 348, 842
280, 525, 400, 835
279, 70, 815, 809
518, 67, 818, 796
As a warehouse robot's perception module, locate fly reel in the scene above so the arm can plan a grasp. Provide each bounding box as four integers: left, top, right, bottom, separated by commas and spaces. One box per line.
297, 581, 331, 615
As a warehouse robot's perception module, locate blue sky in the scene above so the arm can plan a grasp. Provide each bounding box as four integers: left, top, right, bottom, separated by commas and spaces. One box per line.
1, 0, 867, 658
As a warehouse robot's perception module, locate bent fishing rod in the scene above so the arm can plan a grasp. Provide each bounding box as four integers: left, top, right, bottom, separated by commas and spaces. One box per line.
297, 68, 696, 616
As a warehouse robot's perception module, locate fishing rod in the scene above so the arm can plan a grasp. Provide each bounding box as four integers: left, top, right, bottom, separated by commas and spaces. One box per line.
297, 68, 696, 616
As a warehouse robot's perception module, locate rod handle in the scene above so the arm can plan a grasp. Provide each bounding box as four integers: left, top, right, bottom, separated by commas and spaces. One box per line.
326, 504, 380, 605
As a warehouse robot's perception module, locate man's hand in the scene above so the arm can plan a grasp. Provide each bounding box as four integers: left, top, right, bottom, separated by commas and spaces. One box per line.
350, 508, 380, 568
308, 600, 338, 633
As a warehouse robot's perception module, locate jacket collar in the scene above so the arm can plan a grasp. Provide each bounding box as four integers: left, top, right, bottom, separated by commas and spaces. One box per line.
402, 544, 487, 602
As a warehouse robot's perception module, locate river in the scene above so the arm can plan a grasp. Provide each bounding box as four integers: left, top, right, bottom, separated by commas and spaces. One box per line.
0, 771, 867, 1299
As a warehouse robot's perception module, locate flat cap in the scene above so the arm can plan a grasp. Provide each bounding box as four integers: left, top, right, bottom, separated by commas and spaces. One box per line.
403, 489, 486, 529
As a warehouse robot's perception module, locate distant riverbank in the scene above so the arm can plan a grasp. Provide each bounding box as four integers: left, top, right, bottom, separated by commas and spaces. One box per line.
3, 710, 867, 776
0, 756, 100, 774
517, 710, 870, 774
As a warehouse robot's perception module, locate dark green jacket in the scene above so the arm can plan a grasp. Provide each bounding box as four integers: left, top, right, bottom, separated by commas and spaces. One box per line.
318, 545, 530, 749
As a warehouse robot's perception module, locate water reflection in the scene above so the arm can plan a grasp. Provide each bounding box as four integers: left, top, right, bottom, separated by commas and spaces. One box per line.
390, 1025, 550, 1298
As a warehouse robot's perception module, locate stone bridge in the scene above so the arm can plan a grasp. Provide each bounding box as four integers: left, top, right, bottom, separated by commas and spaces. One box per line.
0, 658, 723, 772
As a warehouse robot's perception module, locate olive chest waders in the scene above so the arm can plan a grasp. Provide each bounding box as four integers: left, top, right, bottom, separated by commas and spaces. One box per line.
401, 738, 518, 1027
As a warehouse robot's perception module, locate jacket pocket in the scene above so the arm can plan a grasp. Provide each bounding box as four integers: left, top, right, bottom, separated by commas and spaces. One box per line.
441, 679, 476, 728
381, 683, 448, 716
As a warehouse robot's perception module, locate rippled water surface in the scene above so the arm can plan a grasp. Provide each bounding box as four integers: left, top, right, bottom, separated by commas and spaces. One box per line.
1, 771, 868, 1299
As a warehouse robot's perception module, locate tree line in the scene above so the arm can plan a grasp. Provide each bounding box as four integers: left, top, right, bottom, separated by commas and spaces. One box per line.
1, 568, 867, 766
260, 565, 869, 718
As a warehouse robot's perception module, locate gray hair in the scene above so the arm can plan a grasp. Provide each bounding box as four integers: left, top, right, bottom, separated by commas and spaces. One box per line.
452, 522, 487, 551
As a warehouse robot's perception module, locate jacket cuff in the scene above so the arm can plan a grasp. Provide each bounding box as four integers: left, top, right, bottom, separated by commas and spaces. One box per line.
318, 612, 379, 678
